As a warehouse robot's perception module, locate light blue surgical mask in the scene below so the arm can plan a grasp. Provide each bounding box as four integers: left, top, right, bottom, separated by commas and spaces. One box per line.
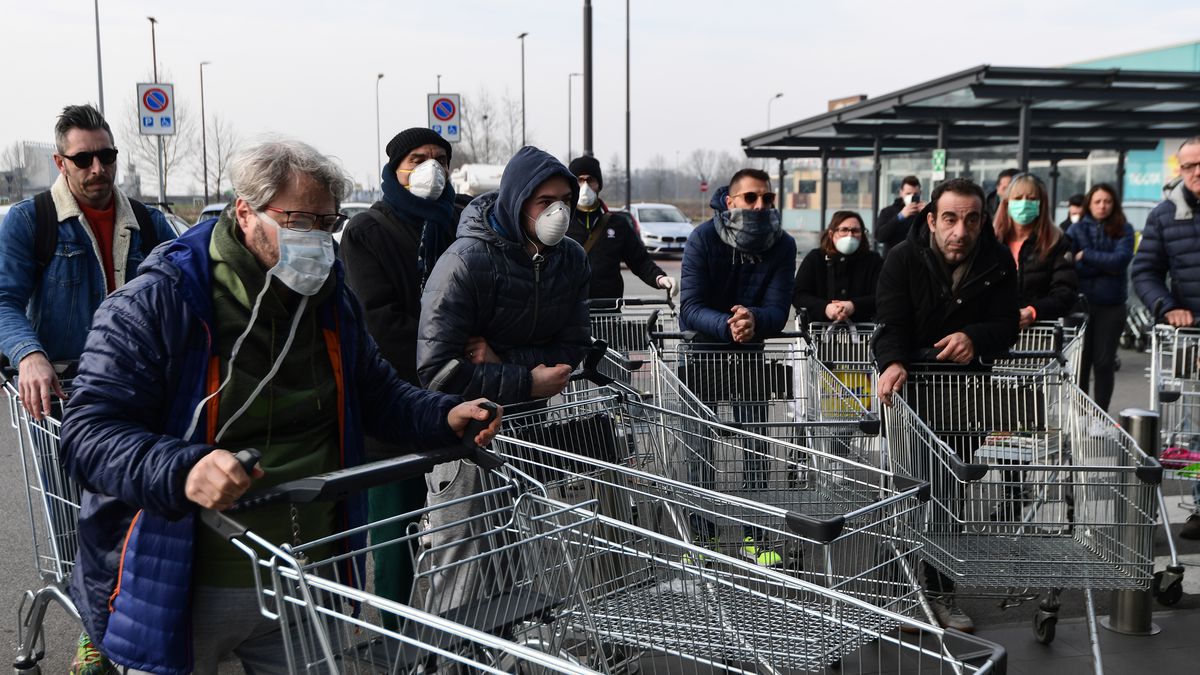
1008, 199, 1040, 226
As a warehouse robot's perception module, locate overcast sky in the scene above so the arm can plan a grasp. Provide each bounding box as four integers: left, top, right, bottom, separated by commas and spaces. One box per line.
3, 1, 1199, 193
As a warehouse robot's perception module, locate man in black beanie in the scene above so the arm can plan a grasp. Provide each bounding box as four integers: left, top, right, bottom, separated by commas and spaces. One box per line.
337, 126, 458, 628
566, 155, 675, 302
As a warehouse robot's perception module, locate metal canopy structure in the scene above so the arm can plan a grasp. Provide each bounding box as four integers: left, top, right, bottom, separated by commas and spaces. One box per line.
742, 65, 1200, 224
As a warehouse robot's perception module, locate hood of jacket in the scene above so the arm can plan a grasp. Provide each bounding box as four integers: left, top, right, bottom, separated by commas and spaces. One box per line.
486, 146, 580, 246
710, 185, 730, 212
1168, 180, 1196, 221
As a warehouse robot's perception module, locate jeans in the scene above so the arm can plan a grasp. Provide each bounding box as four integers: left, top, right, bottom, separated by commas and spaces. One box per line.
1079, 303, 1126, 412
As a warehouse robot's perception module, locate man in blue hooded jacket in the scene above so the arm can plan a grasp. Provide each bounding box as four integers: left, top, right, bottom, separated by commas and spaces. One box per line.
58, 139, 500, 674
678, 167, 795, 566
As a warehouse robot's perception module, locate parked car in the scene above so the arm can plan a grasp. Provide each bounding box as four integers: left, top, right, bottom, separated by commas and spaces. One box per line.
194, 202, 228, 226
627, 202, 692, 255
142, 202, 190, 237
334, 202, 373, 244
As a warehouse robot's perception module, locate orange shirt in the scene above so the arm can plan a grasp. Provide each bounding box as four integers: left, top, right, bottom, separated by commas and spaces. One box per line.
79, 202, 116, 292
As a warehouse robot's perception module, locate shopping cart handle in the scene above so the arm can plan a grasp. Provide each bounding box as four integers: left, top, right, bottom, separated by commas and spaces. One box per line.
892, 474, 932, 502
569, 340, 613, 386
946, 454, 989, 482
783, 512, 845, 544
1136, 460, 1163, 485
462, 401, 501, 451
587, 297, 670, 308
222, 445, 503, 516
858, 414, 881, 436
941, 629, 1008, 673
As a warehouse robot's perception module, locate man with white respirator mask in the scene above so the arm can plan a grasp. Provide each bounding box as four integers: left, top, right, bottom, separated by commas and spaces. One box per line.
339, 127, 461, 629
57, 139, 501, 674
418, 145, 591, 405
565, 155, 673, 302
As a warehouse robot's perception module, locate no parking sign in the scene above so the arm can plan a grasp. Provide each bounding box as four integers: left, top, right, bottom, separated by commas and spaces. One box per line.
427, 93, 461, 143
137, 83, 176, 136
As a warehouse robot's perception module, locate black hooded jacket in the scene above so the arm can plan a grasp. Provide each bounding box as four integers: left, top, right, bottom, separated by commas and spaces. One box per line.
565, 199, 664, 299
417, 147, 591, 404
1010, 233, 1078, 321
873, 207, 1019, 369
792, 244, 883, 322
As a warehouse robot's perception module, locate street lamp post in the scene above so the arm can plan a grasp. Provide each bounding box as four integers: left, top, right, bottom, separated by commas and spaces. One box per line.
517, 32, 528, 147
147, 16, 165, 203
94, 0, 104, 115
767, 92, 783, 128
375, 73, 384, 178
199, 61, 210, 203
624, 0, 631, 208
567, 72, 581, 160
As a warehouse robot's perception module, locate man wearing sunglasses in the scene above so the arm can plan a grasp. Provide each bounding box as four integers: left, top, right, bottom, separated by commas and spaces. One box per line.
0, 104, 175, 423
680, 168, 796, 346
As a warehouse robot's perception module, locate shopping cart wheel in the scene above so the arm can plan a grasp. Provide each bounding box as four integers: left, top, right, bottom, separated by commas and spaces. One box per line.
1153, 570, 1184, 606
1032, 610, 1057, 644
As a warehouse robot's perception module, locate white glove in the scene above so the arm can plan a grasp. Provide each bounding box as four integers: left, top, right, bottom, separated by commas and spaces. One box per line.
657, 275, 679, 298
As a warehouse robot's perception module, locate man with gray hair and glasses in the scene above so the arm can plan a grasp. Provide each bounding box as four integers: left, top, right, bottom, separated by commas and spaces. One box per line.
1132, 136, 1200, 539
0, 103, 175, 422
58, 138, 501, 674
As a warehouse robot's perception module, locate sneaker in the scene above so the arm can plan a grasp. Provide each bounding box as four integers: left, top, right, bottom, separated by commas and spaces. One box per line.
69, 632, 113, 675
930, 596, 975, 633
742, 536, 783, 567
1181, 513, 1200, 540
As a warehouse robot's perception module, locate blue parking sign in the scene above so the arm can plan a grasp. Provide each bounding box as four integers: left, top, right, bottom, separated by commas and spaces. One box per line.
142, 116, 154, 128
432, 124, 443, 134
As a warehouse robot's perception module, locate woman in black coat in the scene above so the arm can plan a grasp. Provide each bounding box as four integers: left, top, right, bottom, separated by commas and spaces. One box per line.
793, 211, 884, 323
993, 173, 1078, 328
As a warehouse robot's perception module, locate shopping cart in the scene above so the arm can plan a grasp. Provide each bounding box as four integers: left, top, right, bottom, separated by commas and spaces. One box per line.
992, 319, 1087, 382
883, 364, 1164, 672
1147, 323, 1200, 603
488, 389, 1010, 673
6, 364, 84, 674
587, 298, 677, 396
493, 388, 931, 617
647, 329, 881, 458
799, 319, 881, 414
201, 431, 613, 674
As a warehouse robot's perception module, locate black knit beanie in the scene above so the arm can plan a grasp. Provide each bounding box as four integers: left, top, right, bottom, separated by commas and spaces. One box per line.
568, 156, 603, 191
385, 128, 453, 171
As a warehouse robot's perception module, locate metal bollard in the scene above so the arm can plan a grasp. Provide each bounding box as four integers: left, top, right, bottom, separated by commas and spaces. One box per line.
1100, 408, 1161, 636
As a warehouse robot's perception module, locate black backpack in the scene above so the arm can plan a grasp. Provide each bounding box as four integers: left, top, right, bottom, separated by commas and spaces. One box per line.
32, 191, 160, 277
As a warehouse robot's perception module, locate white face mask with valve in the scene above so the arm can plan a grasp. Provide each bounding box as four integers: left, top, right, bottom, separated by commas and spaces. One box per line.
834, 235, 860, 255
406, 159, 446, 200
529, 201, 571, 247
577, 183, 597, 209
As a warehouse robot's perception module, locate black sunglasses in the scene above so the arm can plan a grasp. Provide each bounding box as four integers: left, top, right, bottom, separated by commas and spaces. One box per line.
61, 148, 119, 168
732, 191, 776, 207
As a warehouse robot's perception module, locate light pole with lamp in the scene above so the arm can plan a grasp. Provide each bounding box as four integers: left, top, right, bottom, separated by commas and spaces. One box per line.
147, 16, 165, 203
375, 73, 384, 180
199, 61, 210, 203
567, 72, 581, 160
767, 92, 783, 128
517, 32, 528, 147
94, 0, 104, 114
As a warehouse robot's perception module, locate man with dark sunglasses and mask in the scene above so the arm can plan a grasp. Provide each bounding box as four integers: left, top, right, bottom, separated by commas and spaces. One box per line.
339, 128, 459, 626
678, 168, 796, 567
0, 104, 175, 425
57, 139, 501, 675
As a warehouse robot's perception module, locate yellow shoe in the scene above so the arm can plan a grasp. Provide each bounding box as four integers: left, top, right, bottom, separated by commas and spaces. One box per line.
742, 536, 783, 567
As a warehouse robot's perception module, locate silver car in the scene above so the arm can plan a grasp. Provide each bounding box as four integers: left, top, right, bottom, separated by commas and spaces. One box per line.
628, 202, 692, 255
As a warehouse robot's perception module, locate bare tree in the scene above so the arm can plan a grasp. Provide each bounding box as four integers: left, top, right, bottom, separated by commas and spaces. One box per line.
191, 114, 239, 200
0, 142, 25, 201
687, 149, 717, 183
500, 91, 526, 159
460, 88, 499, 164
607, 153, 626, 205
647, 154, 669, 201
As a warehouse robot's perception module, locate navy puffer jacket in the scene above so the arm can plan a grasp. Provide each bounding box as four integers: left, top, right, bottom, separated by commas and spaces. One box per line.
678, 186, 797, 342
417, 146, 591, 404
1132, 182, 1200, 317
59, 220, 459, 673
1068, 215, 1134, 306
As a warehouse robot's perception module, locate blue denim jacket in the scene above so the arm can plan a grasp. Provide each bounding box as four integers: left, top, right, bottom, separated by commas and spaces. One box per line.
0, 177, 174, 364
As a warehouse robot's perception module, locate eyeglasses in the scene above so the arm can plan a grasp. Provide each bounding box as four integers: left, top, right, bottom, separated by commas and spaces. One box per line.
61, 148, 118, 168
1180, 162, 1200, 174
731, 191, 776, 207
834, 227, 863, 236
264, 206, 348, 233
